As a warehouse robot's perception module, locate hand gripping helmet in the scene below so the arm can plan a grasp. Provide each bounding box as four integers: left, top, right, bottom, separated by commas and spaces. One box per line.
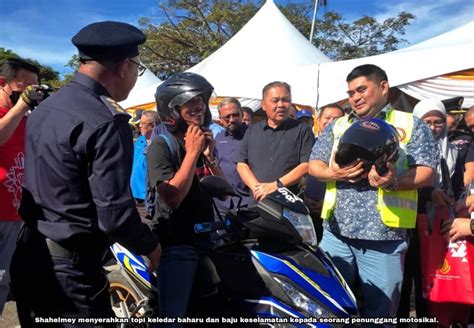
335, 118, 400, 176
155, 72, 214, 133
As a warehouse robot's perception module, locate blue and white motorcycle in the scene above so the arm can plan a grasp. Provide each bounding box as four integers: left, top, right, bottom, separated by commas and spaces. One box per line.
108, 176, 357, 327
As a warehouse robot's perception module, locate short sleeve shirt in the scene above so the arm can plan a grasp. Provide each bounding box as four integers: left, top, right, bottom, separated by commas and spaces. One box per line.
310, 106, 439, 240
236, 119, 314, 193
147, 136, 214, 247
0, 106, 26, 221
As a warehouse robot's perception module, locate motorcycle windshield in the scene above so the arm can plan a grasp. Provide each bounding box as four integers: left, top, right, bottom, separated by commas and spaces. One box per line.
282, 208, 317, 246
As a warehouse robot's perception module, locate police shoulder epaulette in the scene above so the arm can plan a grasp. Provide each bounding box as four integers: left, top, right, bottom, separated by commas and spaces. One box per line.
100, 95, 130, 118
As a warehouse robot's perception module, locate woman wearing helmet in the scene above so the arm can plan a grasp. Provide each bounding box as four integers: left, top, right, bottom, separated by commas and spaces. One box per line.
147, 72, 222, 323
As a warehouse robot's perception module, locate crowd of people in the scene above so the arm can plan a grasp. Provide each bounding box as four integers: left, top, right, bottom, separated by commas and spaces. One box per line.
1, 20, 474, 328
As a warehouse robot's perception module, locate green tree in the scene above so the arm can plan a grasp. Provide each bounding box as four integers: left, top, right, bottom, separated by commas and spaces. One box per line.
138, 1, 415, 78
139, 0, 262, 79
313, 11, 415, 60
0, 47, 62, 87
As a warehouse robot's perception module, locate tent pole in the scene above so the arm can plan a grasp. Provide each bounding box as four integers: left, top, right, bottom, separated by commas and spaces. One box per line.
309, 0, 319, 42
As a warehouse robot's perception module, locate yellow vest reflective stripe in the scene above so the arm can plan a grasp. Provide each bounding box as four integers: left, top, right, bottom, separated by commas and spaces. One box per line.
320, 108, 418, 228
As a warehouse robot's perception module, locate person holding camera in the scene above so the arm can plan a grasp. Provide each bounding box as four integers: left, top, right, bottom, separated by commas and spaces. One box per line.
10, 21, 162, 326
309, 64, 438, 323
0, 58, 42, 315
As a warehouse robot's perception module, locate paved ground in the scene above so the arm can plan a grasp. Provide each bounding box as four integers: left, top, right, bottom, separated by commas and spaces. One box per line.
0, 302, 19, 328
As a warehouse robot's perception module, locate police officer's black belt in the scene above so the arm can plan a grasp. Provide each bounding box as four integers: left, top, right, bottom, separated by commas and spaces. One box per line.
45, 238, 104, 261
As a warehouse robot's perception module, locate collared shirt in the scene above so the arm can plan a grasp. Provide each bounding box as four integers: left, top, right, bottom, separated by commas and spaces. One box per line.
236, 118, 314, 195
310, 105, 439, 241
20, 73, 158, 254
131, 135, 148, 200
214, 124, 249, 214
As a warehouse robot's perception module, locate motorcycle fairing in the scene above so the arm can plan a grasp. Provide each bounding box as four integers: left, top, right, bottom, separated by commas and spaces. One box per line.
111, 243, 152, 288
251, 250, 356, 317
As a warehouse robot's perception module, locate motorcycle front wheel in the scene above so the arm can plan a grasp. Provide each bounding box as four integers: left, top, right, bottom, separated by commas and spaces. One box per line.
108, 270, 143, 320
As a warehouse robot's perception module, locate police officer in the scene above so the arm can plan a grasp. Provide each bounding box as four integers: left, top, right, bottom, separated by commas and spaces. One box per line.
444, 96, 470, 148
10, 21, 161, 327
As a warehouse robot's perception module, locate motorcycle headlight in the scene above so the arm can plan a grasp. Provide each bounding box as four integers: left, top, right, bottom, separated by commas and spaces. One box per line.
282, 208, 317, 246
273, 277, 334, 318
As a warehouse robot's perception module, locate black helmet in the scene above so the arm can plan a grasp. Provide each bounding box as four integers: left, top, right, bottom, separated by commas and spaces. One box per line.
335, 118, 399, 176
155, 72, 214, 133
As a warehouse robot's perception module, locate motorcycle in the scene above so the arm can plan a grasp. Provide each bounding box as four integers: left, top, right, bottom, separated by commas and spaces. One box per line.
107, 176, 358, 327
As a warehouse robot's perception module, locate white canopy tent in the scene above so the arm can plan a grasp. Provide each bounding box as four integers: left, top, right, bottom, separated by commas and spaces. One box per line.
315, 21, 474, 108
120, 3, 473, 113
119, 66, 162, 110
188, 0, 331, 116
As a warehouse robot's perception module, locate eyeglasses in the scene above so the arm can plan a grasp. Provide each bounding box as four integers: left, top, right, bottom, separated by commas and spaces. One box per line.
129, 58, 146, 76
220, 113, 241, 121
423, 120, 444, 127
139, 122, 155, 127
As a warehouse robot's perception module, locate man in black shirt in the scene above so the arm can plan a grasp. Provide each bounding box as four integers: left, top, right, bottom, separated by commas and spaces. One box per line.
236, 81, 314, 202
147, 72, 220, 324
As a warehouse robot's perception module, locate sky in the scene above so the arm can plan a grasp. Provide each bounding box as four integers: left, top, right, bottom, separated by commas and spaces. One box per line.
1, 0, 473, 78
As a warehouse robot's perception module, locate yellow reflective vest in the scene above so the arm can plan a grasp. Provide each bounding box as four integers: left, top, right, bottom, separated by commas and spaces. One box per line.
320, 108, 418, 229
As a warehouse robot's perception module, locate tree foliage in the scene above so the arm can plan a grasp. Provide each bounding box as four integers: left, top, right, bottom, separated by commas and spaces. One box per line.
313, 11, 415, 60
139, 1, 415, 79
0, 47, 62, 87
139, 0, 262, 79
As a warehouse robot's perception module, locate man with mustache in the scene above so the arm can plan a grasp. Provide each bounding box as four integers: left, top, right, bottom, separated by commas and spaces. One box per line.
147, 72, 222, 324
214, 97, 249, 216
236, 81, 314, 202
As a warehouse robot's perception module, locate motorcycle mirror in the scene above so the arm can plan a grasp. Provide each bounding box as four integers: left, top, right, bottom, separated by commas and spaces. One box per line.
200, 176, 239, 198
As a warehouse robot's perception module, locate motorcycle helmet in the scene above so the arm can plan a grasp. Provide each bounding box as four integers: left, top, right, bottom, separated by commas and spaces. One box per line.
155, 72, 214, 133
335, 118, 400, 176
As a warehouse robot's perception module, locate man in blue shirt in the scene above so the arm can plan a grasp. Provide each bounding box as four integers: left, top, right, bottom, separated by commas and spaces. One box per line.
131, 110, 160, 203
309, 64, 438, 323
214, 98, 249, 216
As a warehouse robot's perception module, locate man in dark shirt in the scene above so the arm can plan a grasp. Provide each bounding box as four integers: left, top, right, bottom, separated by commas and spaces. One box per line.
236, 81, 314, 202
214, 97, 249, 216
10, 21, 161, 326
147, 72, 220, 324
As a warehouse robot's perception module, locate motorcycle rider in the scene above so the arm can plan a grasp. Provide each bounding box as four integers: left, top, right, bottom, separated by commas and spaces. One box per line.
147, 72, 222, 325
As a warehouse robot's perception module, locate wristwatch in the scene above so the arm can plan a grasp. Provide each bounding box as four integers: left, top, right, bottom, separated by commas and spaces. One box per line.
385, 177, 399, 192
276, 179, 284, 188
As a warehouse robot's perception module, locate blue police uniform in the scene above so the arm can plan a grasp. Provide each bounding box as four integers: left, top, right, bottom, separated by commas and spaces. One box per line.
10, 21, 158, 327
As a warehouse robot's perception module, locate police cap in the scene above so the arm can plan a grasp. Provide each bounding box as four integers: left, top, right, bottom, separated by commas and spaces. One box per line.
442, 96, 465, 114
72, 21, 146, 61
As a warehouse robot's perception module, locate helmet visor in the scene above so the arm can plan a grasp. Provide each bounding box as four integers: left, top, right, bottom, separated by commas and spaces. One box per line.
168, 90, 205, 109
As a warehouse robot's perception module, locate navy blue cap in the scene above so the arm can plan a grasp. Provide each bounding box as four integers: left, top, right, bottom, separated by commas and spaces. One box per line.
442, 96, 465, 113
72, 21, 146, 61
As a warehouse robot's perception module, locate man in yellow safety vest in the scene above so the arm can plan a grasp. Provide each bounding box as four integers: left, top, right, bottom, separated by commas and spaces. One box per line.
309, 64, 438, 323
